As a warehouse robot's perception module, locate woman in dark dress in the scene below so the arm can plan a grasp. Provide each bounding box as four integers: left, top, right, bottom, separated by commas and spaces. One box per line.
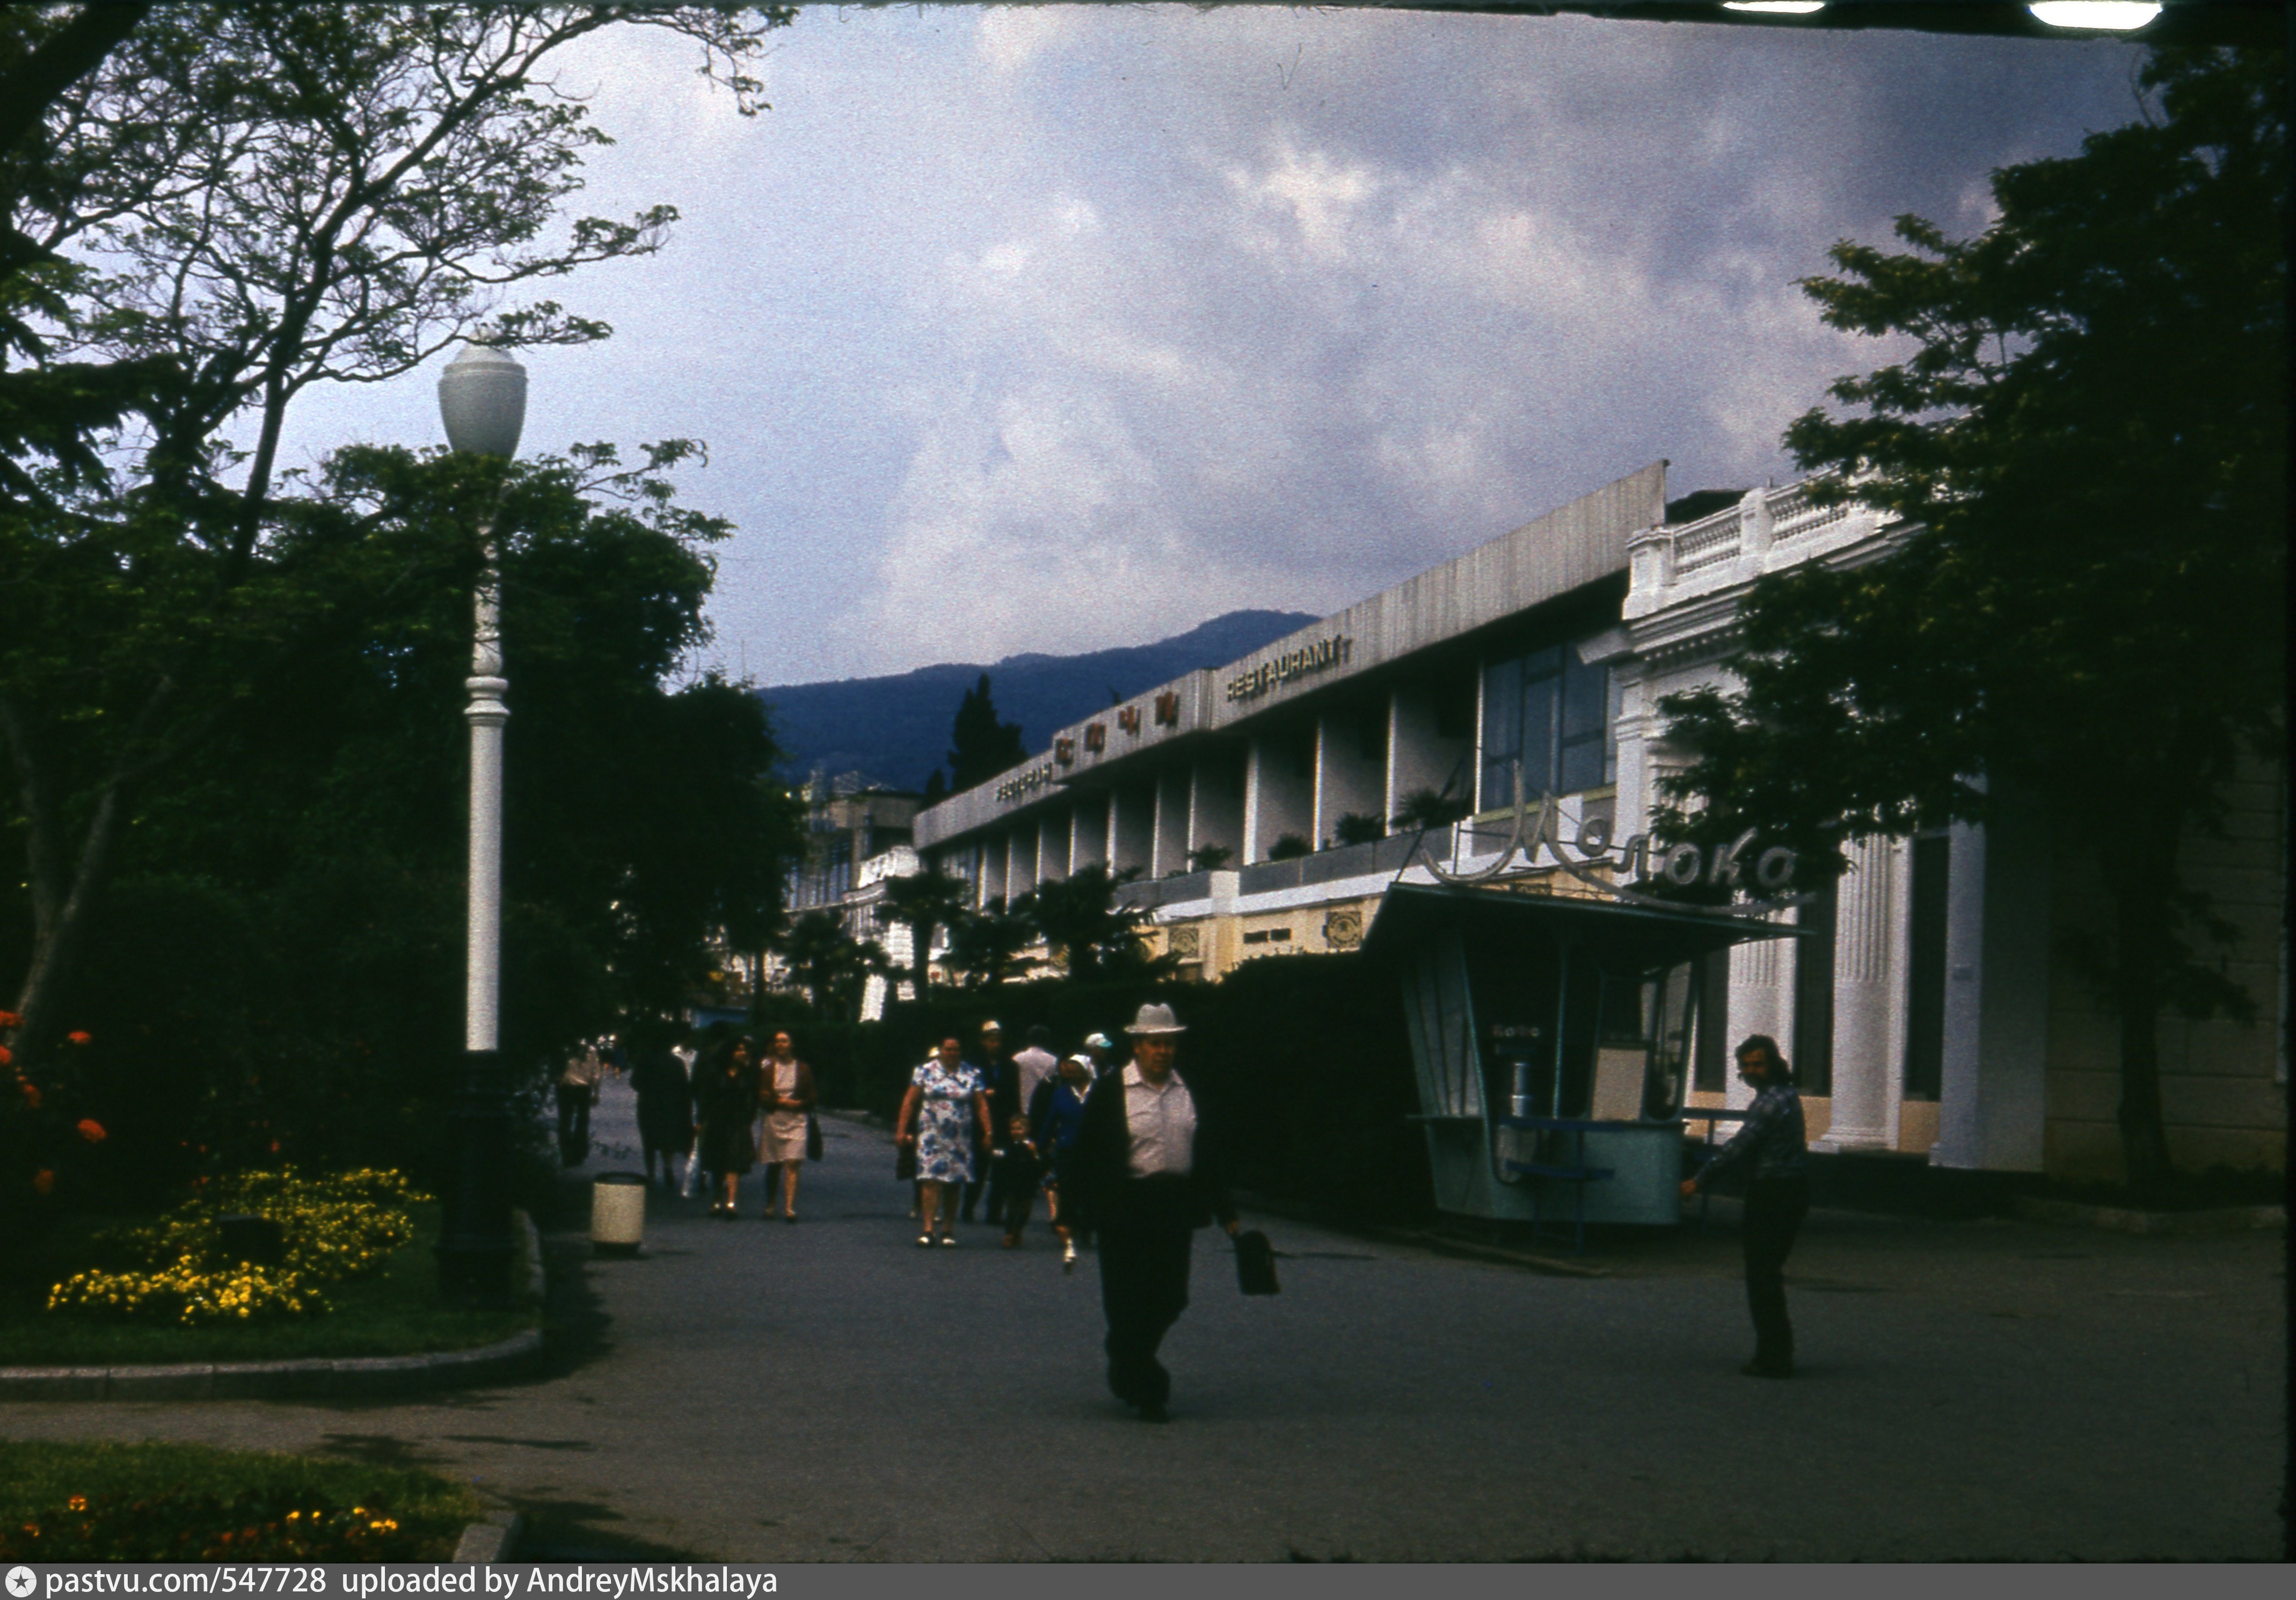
695, 1034, 761, 1217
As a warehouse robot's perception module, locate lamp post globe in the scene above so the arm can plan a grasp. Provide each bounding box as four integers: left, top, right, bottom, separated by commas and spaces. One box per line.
438, 344, 527, 459
435, 341, 527, 1304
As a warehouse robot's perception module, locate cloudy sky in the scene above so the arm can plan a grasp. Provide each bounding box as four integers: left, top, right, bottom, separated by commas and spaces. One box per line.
286, 4, 2147, 687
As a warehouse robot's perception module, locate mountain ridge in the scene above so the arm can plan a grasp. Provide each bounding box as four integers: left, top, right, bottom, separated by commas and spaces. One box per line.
756, 608, 1319, 793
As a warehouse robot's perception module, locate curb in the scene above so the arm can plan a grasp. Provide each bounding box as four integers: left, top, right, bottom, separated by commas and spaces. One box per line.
453, 1509, 524, 1563
2009, 1197, 2286, 1237
0, 1212, 547, 1403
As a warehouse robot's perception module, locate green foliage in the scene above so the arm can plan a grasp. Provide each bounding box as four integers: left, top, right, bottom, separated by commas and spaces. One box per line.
1012, 863, 1175, 981
1332, 811, 1387, 847
0, 1441, 480, 1561
1, 443, 798, 1211
1265, 833, 1313, 861
942, 896, 1038, 988
1655, 46, 2286, 1183
1184, 843, 1234, 872
873, 868, 970, 997
1390, 788, 1469, 832
773, 910, 887, 1022
946, 673, 1026, 792
1, 1, 796, 1088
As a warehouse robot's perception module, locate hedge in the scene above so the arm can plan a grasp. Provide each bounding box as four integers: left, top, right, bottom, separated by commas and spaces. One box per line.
756, 955, 1434, 1226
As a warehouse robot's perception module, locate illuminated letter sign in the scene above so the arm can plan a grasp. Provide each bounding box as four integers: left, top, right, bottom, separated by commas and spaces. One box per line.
1118, 706, 1141, 734
1084, 722, 1106, 753
1054, 738, 1076, 767
1154, 691, 1180, 727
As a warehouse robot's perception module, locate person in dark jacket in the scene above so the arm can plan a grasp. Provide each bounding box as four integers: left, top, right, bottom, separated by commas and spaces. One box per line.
695, 1034, 762, 1218
1066, 1003, 1240, 1422
630, 1036, 694, 1189
1681, 1034, 1810, 1377
964, 1020, 1019, 1224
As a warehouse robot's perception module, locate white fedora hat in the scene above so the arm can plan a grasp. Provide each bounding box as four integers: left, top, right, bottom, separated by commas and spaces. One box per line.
1124, 1002, 1187, 1036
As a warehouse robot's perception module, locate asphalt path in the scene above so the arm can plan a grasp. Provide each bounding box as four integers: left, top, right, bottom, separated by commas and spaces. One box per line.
1, 1076, 2283, 1560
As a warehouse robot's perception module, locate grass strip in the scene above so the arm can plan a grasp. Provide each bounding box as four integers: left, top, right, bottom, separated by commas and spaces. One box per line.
0, 1439, 483, 1560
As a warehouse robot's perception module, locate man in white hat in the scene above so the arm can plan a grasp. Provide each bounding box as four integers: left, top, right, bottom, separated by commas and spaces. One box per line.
1066, 1002, 1240, 1422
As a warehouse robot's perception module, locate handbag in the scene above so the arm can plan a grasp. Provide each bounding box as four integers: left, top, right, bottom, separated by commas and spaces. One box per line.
1233, 1229, 1280, 1296
805, 1112, 823, 1162
894, 1141, 917, 1181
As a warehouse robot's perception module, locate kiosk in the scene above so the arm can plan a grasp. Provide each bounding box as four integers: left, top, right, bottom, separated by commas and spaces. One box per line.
1365, 881, 1797, 1247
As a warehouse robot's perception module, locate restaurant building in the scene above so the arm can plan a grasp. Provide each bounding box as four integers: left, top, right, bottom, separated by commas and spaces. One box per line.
910, 465, 2286, 1186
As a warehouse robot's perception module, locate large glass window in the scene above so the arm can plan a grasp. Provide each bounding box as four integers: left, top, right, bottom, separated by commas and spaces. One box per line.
1481, 641, 1612, 806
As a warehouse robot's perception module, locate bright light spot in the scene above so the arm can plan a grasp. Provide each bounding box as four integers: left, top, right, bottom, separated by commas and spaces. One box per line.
1721, 2, 1827, 13
2028, 2, 2162, 30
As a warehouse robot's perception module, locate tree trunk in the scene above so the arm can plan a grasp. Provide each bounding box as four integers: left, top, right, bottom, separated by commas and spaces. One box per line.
2110, 876, 2177, 1191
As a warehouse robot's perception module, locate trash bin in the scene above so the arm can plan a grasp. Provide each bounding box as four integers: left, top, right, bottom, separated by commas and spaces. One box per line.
590, 1172, 646, 1257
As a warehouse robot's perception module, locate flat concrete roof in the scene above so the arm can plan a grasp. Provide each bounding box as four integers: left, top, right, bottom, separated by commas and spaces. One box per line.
915, 461, 1665, 848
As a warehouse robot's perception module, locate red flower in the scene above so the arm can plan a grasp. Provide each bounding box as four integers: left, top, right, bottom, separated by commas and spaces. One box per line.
65, 1031, 90, 1046
0, 1010, 20, 1028
0, 1045, 11, 1067
75, 1118, 106, 1144
31, 1169, 53, 1196
18, 1080, 40, 1109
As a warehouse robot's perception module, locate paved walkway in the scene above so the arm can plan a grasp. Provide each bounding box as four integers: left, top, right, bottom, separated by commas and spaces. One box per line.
2, 1078, 2283, 1560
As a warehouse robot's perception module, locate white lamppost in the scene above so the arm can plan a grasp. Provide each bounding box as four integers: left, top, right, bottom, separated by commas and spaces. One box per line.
435, 342, 526, 1301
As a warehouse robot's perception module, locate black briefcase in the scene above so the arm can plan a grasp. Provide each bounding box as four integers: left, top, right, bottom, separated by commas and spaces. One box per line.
1234, 1229, 1280, 1296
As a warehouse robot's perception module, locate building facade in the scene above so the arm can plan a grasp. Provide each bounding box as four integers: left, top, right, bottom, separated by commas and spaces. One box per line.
912, 466, 2286, 1184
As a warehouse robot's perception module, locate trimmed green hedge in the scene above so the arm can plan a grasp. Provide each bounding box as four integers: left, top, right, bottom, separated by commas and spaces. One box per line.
762, 956, 1434, 1226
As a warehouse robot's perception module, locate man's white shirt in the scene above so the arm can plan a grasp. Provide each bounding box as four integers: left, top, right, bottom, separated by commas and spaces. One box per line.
1121, 1060, 1197, 1177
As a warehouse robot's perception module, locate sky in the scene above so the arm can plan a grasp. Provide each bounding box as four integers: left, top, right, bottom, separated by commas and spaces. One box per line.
281, 4, 2149, 688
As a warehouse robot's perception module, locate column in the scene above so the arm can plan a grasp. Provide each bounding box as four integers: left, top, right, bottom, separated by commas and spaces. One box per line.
1315, 703, 1384, 847
1817, 835, 1903, 1150
1243, 727, 1314, 863
1152, 765, 1191, 877
1111, 783, 1154, 876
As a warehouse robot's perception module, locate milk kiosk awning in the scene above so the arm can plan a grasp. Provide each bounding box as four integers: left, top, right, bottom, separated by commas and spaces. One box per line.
1363, 881, 1800, 1239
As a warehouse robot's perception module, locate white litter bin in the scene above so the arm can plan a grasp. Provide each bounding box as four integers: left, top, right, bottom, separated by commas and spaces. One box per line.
591, 1172, 646, 1256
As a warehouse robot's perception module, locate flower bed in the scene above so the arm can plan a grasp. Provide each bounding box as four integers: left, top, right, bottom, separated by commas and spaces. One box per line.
45, 1168, 430, 1325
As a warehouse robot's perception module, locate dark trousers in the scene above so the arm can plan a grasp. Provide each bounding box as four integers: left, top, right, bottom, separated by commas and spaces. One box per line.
1743, 1175, 1810, 1372
1095, 1179, 1197, 1408
555, 1083, 593, 1166
993, 1149, 1040, 1235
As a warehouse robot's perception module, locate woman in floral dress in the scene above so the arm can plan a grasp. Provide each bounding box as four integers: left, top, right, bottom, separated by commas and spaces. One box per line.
895, 1035, 991, 1247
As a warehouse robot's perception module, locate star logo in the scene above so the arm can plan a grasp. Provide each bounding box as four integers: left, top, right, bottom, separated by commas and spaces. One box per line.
7, 1565, 39, 1598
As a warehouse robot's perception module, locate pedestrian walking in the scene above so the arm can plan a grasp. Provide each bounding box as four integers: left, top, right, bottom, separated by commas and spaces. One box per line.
1680, 1034, 1810, 1378
631, 1032, 694, 1189
1067, 1003, 1240, 1422
966, 1021, 1018, 1224
1081, 1032, 1118, 1077
1029, 1051, 1097, 1272
1012, 1024, 1059, 1110
556, 1041, 604, 1166
695, 1034, 762, 1218
757, 1029, 818, 1223
896, 1036, 991, 1247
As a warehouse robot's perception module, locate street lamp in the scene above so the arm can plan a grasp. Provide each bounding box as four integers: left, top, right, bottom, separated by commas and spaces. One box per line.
435, 342, 526, 1303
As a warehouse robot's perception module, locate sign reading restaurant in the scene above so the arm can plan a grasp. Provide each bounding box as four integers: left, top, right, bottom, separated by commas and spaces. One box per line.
994, 762, 1056, 804
1226, 635, 1353, 703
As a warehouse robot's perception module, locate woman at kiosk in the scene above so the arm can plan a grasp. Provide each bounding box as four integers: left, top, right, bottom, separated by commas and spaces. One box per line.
1680, 1035, 1808, 1378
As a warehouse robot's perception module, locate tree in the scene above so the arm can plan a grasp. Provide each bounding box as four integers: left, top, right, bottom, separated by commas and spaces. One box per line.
1015, 864, 1173, 982
874, 868, 970, 1000
1, 439, 799, 1203
1655, 46, 2286, 1189
0, 4, 795, 1072
945, 673, 1025, 792
774, 910, 886, 1022
942, 897, 1036, 989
